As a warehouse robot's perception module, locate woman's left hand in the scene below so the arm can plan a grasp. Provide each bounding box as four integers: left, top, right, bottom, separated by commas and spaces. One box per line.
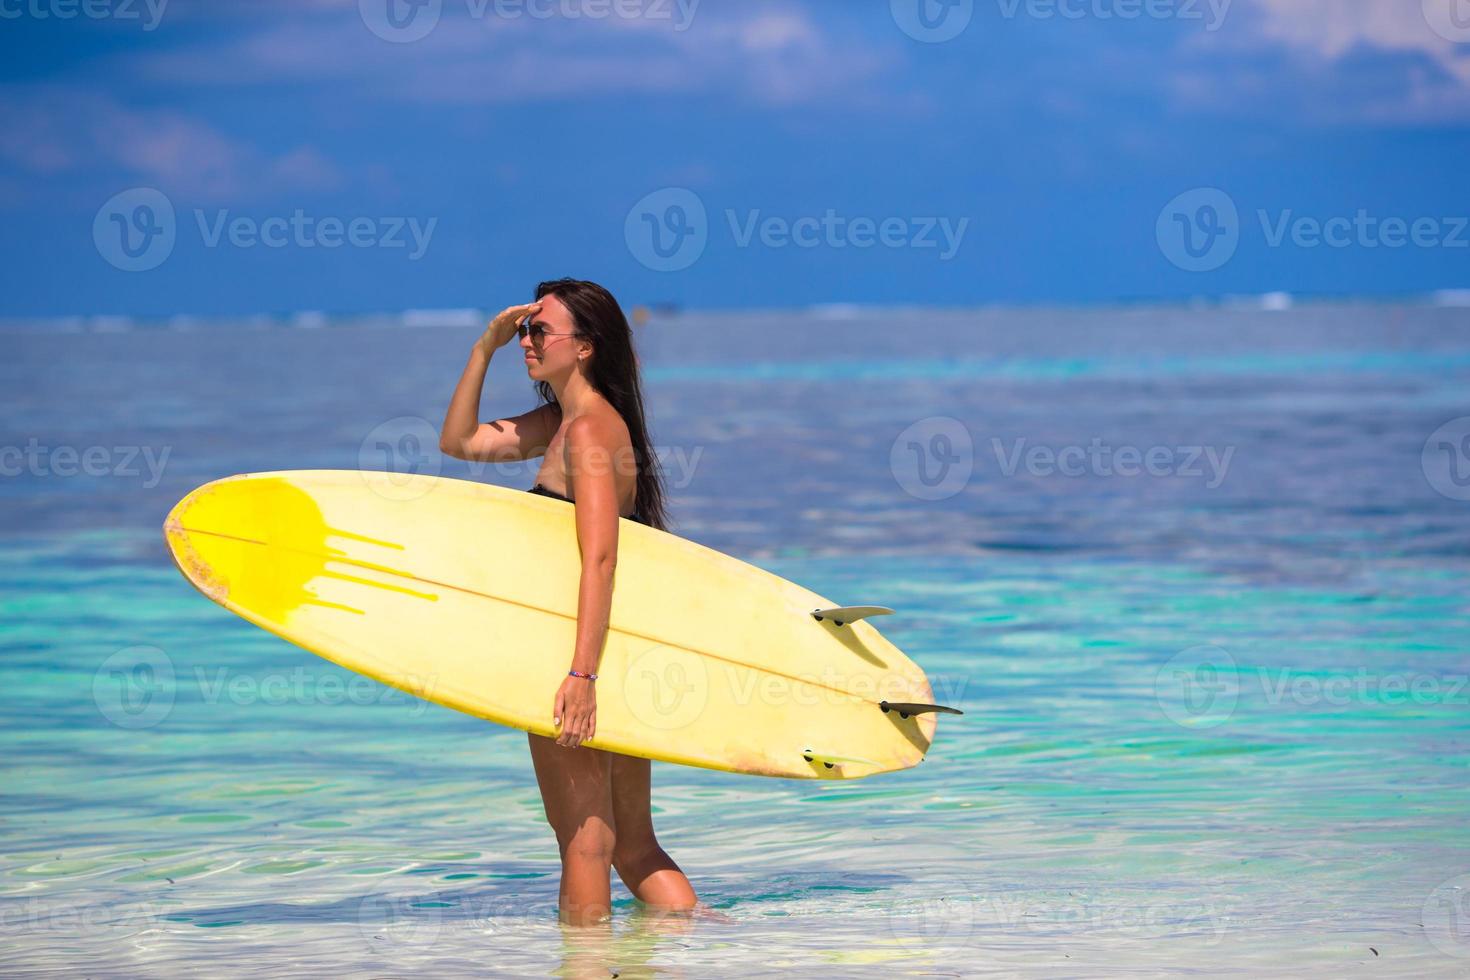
553, 675, 597, 748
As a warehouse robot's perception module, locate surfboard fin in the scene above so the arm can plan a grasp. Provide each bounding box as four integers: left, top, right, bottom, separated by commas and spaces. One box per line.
801, 748, 881, 770
880, 700, 965, 719
810, 605, 894, 626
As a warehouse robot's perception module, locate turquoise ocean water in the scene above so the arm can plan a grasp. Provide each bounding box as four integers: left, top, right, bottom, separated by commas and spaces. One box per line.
2, 303, 1469, 976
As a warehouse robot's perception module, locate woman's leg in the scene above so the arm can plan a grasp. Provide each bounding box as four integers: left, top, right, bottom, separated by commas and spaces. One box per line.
527, 731, 618, 926
609, 753, 697, 911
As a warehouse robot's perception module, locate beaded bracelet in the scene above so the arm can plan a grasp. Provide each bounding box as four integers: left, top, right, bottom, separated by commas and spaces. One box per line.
568, 669, 598, 681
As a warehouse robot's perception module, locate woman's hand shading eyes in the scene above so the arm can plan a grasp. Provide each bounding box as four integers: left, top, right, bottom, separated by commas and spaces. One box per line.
478, 301, 542, 358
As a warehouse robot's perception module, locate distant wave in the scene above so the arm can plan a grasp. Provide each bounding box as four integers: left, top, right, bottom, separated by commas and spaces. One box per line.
645, 348, 1470, 384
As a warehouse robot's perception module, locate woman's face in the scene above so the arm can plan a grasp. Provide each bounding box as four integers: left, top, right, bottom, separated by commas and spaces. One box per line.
519, 294, 584, 379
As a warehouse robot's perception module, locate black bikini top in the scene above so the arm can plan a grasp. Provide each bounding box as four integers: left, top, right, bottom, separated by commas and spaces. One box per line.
528, 483, 646, 526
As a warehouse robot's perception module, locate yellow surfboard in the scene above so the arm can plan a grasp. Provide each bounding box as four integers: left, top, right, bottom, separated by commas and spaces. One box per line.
163, 471, 960, 779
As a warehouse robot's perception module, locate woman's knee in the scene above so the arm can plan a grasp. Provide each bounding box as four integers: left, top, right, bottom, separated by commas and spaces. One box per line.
563, 821, 617, 864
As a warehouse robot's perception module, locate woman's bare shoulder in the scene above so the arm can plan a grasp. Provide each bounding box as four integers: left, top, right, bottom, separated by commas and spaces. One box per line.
566, 402, 630, 443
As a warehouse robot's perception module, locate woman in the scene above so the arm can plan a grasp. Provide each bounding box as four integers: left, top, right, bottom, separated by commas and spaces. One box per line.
438, 278, 697, 927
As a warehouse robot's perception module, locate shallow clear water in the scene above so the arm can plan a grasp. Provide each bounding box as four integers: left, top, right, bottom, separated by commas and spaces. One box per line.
3, 303, 1469, 976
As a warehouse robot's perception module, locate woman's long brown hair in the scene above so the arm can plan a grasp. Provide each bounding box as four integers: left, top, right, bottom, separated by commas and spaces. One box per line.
532, 278, 668, 532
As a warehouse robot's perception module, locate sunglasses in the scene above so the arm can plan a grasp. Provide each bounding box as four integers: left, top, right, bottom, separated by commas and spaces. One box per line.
518, 317, 579, 346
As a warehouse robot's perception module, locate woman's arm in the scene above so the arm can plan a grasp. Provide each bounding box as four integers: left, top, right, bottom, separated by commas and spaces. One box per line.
439, 303, 551, 461
553, 415, 624, 748
439, 342, 493, 458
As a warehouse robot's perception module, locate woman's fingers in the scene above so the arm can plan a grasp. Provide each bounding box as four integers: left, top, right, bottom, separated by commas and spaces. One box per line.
553, 709, 594, 748
499, 301, 540, 326
480, 302, 544, 354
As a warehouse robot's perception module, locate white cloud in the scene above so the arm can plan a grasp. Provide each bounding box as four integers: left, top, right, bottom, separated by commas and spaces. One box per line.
0, 5, 898, 203
1248, 0, 1470, 80
0, 86, 345, 201
736, 12, 817, 52
115, 4, 892, 109
1175, 0, 1470, 123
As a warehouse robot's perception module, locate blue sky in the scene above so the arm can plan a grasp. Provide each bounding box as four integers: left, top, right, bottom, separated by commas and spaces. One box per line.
2, 0, 1469, 316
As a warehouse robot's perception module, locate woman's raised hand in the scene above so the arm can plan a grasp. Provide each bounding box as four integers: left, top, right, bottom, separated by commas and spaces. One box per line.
477, 302, 542, 358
